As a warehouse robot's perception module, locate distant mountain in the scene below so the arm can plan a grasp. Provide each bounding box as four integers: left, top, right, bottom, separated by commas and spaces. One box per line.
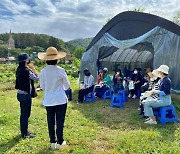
67, 37, 93, 48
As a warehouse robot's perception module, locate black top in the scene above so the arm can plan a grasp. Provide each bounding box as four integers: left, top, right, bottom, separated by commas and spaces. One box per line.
159, 77, 171, 95
15, 66, 31, 94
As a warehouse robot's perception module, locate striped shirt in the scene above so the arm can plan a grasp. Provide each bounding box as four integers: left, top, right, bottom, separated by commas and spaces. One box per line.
150, 79, 160, 99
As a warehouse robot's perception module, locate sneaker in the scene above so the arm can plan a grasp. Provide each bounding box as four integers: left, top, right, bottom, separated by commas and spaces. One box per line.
51, 143, 56, 149
132, 95, 137, 99
128, 94, 132, 98
145, 117, 151, 121
144, 119, 157, 125
56, 141, 66, 149
22, 131, 35, 138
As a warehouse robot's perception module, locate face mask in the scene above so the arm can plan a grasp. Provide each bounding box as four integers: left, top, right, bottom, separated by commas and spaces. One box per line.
150, 78, 154, 81
153, 77, 157, 80
134, 71, 138, 74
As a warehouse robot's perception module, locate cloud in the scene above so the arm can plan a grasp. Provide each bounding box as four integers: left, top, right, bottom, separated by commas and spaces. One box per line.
0, 0, 180, 41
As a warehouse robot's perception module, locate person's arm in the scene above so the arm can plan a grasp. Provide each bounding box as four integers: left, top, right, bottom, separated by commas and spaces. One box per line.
27, 63, 38, 75
62, 70, 70, 91
89, 75, 95, 87
27, 63, 39, 81
29, 70, 39, 81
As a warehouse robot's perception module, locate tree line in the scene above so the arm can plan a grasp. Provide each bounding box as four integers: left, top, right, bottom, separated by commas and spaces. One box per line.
0, 33, 85, 60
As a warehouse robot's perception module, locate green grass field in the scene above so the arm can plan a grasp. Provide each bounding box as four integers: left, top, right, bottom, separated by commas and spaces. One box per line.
0, 81, 180, 154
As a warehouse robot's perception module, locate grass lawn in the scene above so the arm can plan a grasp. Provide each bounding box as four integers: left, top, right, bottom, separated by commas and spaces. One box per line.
0, 82, 180, 154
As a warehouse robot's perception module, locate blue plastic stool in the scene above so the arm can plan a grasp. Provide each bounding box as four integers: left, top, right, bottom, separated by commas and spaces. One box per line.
84, 92, 95, 102
110, 94, 123, 108
117, 90, 127, 103
103, 89, 112, 100
154, 105, 179, 125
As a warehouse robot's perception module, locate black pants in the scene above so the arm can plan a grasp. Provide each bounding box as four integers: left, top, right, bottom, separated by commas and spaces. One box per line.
17, 93, 32, 136
78, 86, 94, 102
46, 103, 67, 144
95, 85, 109, 98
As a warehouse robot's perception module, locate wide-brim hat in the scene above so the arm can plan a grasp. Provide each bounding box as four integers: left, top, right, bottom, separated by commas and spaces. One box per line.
38, 47, 66, 61
157, 65, 169, 74
152, 69, 159, 77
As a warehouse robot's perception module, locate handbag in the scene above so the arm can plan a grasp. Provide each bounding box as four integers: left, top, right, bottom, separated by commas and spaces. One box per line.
31, 79, 38, 98
128, 81, 134, 90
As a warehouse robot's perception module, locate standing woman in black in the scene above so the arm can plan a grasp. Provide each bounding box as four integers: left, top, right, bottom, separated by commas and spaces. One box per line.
15, 53, 39, 138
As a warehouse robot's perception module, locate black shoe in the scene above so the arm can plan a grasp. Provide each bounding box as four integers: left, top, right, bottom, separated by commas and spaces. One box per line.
22, 132, 35, 138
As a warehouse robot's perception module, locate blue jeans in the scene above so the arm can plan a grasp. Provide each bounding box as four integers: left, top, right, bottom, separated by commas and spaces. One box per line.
46, 103, 67, 144
17, 93, 32, 136
144, 95, 171, 117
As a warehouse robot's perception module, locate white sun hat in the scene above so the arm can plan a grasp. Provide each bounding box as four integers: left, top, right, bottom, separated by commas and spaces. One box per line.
157, 65, 169, 74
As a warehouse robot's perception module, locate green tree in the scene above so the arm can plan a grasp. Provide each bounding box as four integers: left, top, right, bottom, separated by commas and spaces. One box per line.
10, 48, 22, 58
24, 47, 32, 55
0, 46, 8, 57
72, 46, 85, 59
133, 8, 145, 12
173, 11, 180, 25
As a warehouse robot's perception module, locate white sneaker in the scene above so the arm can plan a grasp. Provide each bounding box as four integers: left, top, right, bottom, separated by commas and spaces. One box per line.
51, 143, 56, 149
128, 94, 132, 98
144, 119, 157, 125
132, 95, 137, 99
56, 141, 66, 149
145, 117, 151, 121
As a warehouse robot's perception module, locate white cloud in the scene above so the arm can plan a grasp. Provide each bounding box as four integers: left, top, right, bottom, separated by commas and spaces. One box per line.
0, 0, 180, 41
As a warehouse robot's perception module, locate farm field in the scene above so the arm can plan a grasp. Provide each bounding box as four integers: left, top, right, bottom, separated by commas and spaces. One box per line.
0, 64, 180, 154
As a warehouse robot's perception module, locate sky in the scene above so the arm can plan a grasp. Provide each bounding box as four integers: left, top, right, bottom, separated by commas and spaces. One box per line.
0, 0, 180, 41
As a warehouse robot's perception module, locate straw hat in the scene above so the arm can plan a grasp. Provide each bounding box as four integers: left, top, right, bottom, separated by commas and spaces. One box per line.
38, 47, 66, 61
152, 69, 159, 77
157, 65, 169, 74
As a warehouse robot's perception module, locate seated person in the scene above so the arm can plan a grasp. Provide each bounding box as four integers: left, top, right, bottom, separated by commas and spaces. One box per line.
144, 65, 171, 124
95, 68, 111, 98
129, 68, 143, 99
78, 68, 94, 103
139, 69, 160, 116
113, 69, 124, 93
96, 69, 103, 84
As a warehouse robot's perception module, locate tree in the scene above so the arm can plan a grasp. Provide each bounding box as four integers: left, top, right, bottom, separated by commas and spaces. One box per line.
10, 48, 22, 58
173, 11, 180, 25
72, 46, 85, 59
24, 47, 32, 55
0, 46, 8, 57
133, 8, 145, 12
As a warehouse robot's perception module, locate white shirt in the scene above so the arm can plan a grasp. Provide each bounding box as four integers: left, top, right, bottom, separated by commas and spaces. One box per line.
40, 65, 70, 106
84, 75, 94, 88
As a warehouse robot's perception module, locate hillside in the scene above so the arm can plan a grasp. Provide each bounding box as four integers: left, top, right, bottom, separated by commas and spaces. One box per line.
0, 33, 72, 58
67, 37, 93, 48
